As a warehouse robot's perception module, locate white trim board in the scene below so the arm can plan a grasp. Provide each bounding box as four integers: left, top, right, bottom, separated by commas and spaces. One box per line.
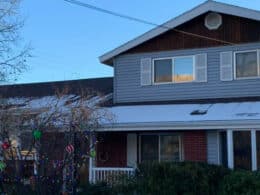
98, 120, 260, 132
99, 1, 260, 65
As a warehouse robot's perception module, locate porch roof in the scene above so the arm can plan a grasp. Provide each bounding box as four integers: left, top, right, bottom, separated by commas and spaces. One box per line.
99, 101, 260, 131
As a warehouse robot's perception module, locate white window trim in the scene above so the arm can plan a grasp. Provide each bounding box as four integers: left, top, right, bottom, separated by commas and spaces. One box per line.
233, 50, 260, 80
152, 55, 195, 85
139, 133, 183, 163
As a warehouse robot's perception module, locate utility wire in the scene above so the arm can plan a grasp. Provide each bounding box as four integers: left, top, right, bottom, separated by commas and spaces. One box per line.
64, 0, 235, 45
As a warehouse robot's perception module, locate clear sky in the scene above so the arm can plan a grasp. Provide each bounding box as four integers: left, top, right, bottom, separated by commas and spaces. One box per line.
16, 0, 260, 84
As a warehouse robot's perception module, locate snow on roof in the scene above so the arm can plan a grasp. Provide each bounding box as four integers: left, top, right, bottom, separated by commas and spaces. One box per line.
99, 101, 260, 131
3, 94, 112, 110
0, 94, 114, 130
4, 95, 260, 131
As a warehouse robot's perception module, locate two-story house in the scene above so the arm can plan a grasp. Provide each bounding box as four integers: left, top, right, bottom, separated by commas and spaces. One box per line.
2, 0, 260, 185
90, 0, 260, 183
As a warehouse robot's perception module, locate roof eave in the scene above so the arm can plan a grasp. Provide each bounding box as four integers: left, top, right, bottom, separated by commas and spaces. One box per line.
97, 119, 260, 132
100, 58, 114, 66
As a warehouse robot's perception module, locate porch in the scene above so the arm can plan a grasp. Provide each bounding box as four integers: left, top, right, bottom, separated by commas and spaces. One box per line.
88, 129, 260, 183
89, 101, 260, 183
88, 131, 208, 183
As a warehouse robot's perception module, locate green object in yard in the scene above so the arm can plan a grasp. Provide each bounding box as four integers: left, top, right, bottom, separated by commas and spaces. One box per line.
90, 150, 96, 158
33, 130, 42, 140
0, 161, 6, 171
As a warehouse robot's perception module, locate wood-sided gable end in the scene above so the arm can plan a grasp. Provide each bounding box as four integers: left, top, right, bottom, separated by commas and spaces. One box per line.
124, 13, 260, 54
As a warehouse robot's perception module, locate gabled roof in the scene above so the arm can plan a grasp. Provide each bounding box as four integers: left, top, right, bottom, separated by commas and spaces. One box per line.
99, 0, 260, 66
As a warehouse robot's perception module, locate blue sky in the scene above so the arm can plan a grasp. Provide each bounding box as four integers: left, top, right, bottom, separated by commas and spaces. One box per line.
17, 0, 260, 84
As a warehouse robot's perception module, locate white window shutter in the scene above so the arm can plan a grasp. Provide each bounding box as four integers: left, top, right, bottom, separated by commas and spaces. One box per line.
195, 54, 207, 82
258, 50, 260, 75
220, 51, 233, 81
140, 58, 152, 86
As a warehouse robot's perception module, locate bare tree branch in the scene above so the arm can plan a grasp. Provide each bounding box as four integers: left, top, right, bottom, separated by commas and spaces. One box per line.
0, 0, 31, 82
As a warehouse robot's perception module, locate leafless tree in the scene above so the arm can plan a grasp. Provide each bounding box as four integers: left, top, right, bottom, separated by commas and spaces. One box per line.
0, 0, 31, 82
0, 87, 113, 194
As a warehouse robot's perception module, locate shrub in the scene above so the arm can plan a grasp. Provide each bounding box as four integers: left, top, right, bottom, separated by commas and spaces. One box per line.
84, 162, 260, 195
220, 170, 260, 195
2, 183, 36, 195
109, 174, 137, 195
78, 182, 113, 195
133, 161, 229, 195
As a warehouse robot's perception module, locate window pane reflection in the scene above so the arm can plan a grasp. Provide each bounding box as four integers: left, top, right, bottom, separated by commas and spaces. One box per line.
174, 57, 194, 82
154, 59, 172, 83
160, 135, 180, 161
236, 51, 258, 78
141, 135, 158, 162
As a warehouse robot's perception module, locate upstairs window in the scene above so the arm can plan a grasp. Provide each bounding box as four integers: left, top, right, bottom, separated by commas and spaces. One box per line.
235, 50, 259, 79
153, 56, 195, 84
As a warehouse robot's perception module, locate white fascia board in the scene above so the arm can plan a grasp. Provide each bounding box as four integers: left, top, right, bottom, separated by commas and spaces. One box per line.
210, 2, 260, 21
99, 1, 260, 65
97, 119, 260, 132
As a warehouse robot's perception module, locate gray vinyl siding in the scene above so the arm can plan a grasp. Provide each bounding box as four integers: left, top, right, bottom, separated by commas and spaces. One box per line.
114, 42, 260, 103
207, 131, 220, 165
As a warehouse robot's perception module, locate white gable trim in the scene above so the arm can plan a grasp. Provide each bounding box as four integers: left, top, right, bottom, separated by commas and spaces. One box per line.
99, 1, 260, 65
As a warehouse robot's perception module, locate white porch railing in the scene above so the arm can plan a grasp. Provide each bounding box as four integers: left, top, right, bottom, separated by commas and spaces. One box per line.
90, 167, 135, 184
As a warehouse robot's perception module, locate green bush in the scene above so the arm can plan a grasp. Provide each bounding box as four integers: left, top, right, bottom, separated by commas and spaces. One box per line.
132, 161, 230, 195
78, 182, 113, 195
2, 183, 36, 195
220, 171, 260, 195
109, 174, 137, 195
84, 162, 260, 195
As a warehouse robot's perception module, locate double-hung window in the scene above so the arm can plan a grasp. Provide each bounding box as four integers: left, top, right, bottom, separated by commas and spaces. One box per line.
140, 134, 182, 162
234, 50, 260, 79
153, 56, 195, 84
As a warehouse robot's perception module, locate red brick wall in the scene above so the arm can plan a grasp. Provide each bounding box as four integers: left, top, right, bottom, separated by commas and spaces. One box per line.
183, 131, 207, 162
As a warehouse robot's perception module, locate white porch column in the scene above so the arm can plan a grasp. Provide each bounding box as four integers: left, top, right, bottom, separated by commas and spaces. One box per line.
227, 130, 234, 169
251, 129, 257, 171
89, 155, 93, 183
127, 133, 137, 168
89, 136, 94, 183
